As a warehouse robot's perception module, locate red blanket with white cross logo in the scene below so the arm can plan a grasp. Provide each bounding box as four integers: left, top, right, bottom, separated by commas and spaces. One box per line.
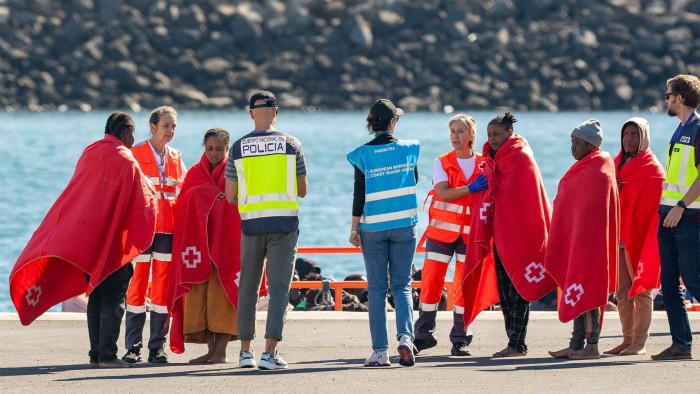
462, 136, 557, 326
545, 149, 620, 323
613, 149, 664, 299
168, 153, 241, 354
9, 136, 157, 325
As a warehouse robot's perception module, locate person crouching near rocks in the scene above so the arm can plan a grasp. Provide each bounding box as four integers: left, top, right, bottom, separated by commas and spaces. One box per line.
546, 119, 620, 360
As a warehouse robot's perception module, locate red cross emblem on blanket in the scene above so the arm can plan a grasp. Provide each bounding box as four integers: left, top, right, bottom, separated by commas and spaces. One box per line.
479, 202, 491, 224
25, 284, 42, 307
182, 246, 202, 269
524, 262, 546, 283
634, 261, 644, 281
564, 283, 584, 307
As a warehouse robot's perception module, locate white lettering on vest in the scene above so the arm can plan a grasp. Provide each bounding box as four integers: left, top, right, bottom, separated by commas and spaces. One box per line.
366, 162, 414, 178
241, 135, 287, 157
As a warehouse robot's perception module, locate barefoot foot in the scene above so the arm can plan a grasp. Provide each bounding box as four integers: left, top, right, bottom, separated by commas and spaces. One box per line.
493, 346, 526, 358
603, 343, 631, 355
569, 344, 600, 360
619, 344, 646, 356
548, 347, 576, 358
189, 354, 213, 363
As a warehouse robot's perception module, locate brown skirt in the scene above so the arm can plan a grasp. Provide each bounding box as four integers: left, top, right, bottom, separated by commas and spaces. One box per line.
183, 265, 238, 342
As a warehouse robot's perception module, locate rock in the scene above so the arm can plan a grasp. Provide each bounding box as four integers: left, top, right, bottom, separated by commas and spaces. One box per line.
105, 61, 150, 90
172, 84, 209, 105
171, 53, 201, 78
278, 92, 304, 108
664, 27, 692, 46
488, 0, 518, 19
97, 0, 121, 23
347, 14, 372, 49
179, 4, 206, 29
229, 4, 262, 43
201, 57, 231, 75
0, 5, 9, 24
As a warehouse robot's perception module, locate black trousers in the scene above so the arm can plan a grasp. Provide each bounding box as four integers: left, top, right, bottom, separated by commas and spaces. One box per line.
494, 246, 530, 353
87, 263, 133, 362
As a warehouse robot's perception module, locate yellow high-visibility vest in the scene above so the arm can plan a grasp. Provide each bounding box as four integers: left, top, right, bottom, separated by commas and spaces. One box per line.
232, 131, 300, 234
660, 121, 700, 209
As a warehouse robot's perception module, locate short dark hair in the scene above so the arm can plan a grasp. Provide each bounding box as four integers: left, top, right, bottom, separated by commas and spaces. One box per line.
202, 128, 230, 146
104, 111, 134, 137
488, 111, 518, 131
667, 74, 700, 109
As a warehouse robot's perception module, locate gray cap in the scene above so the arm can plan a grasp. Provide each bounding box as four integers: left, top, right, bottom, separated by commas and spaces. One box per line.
571, 119, 603, 147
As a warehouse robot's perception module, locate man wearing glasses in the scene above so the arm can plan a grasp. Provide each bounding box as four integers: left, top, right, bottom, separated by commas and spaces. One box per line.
652, 74, 700, 361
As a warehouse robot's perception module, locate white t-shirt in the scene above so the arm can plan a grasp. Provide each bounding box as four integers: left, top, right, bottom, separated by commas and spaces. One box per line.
432, 156, 475, 185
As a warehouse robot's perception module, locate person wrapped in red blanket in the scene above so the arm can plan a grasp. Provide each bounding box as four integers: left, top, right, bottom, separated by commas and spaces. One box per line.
547, 119, 620, 360
462, 112, 557, 358
604, 118, 664, 356
169, 128, 241, 363
9, 112, 157, 368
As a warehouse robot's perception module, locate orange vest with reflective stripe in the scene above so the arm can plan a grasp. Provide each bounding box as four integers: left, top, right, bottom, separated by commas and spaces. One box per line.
425, 151, 485, 243
131, 141, 184, 233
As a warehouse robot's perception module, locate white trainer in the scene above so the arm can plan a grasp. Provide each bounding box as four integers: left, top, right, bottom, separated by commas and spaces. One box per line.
239, 351, 256, 368
364, 350, 391, 367
258, 352, 288, 370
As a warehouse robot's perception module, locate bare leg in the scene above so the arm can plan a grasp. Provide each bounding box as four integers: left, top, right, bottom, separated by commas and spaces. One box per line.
240, 340, 252, 352
189, 331, 216, 363
265, 338, 279, 355
605, 248, 633, 355
209, 333, 231, 363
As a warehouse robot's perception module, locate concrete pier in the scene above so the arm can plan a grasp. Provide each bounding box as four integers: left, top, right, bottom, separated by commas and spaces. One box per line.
1, 311, 697, 392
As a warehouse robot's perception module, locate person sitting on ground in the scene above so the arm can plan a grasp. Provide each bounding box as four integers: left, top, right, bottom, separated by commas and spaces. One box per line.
546, 119, 620, 360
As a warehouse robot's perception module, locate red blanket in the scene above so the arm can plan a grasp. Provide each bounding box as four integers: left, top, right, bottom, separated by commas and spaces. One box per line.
613, 149, 664, 298
462, 136, 556, 326
9, 136, 157, 325
169, 153, 241, 354
545, 149, 620, 323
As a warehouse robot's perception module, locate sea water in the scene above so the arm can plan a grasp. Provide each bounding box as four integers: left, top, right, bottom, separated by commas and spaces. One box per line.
0, 110, 680, 312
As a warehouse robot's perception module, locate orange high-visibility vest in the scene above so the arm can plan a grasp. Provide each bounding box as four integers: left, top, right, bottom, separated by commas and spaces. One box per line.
131, 141, 184, 233
425, 151, 485, 243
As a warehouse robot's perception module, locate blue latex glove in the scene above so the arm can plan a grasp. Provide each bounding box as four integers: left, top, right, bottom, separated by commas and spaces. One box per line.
468, 174, 488, 194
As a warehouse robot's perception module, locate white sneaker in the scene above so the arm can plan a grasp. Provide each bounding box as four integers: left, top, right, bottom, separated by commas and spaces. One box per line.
258, 351, 288, 370
239, 351, 256, 368
364, 350, 391, 367
398, 335, 415, 367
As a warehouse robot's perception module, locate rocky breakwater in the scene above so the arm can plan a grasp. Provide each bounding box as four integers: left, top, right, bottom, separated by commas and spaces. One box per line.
1, 0, 699, 112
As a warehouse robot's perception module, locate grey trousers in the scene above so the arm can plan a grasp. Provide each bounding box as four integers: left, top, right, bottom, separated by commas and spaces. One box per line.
570, 308, 601, 350
237, 231, 298, 341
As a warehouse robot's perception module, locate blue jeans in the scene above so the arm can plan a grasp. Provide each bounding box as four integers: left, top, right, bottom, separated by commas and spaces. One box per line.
658, 218, 700, 348
361, 225, 416, 351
